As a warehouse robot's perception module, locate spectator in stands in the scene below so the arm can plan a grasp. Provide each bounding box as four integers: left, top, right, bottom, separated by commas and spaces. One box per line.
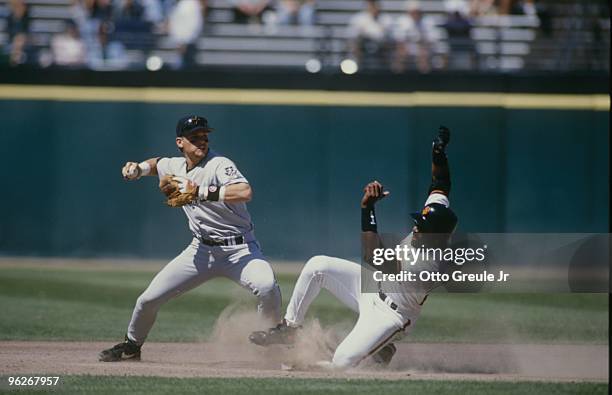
51, 20, 87, 67
232, 0, 272, 24
442, 1, 476, 70
85, 0, 114, 21
6, 0, 30, 66
444, 0, 470, 16
168, 0, 207, 68
114, 0, 152, 34
392, 0, 436, 73
95, 15, 113, 58
141, 0, 165, 25
69, 0, 95, 55
116, 0, 145, 21
348, 0, 393, 69
276, 0, 316, 25
70, 0, 89, 29
85, 21, 131, 69
80, 0, 114, 64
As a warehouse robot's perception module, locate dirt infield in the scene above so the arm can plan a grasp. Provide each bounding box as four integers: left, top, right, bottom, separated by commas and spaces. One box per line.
0, 341, 606, 383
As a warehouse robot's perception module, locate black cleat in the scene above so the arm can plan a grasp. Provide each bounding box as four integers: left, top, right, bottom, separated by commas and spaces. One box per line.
372, 343, 396, 366
98, 336, 142, 362
249, 321, 299, 346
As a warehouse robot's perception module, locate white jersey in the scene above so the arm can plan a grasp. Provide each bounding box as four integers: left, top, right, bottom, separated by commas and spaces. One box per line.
156, 149, 254, 241
380, 192, 450, 320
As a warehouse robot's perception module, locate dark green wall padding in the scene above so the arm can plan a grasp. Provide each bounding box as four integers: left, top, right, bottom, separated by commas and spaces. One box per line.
0, 101, 608, 260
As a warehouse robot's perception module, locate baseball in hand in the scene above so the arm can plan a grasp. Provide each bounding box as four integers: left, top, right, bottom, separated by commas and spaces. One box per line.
122, 162, 140, 180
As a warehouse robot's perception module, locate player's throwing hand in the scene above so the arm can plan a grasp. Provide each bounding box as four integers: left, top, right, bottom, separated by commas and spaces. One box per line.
360, 180, 390, 208
122, 162, 141, 180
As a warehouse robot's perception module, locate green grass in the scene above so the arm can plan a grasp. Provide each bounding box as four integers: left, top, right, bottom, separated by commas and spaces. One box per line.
2, 376, 607, 395
0, 265, 608, 343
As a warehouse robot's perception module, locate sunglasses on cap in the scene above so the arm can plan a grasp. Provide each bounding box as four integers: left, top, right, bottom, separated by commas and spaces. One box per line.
176, 116, 214, 137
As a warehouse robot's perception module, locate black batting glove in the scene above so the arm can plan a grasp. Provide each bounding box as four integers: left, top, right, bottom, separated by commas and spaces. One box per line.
433, 126, 450, 154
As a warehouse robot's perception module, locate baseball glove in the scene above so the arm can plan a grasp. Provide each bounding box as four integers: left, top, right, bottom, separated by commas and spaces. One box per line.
159, 175, 198, 207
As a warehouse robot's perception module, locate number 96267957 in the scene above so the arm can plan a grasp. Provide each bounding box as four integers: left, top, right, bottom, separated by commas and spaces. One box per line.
7, 376, 60, 386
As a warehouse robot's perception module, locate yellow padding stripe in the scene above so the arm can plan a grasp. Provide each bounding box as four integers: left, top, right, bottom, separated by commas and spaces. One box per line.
0, 85, 608, 110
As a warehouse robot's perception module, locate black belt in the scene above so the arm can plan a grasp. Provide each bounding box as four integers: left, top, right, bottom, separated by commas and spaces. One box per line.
198, 235, 244, 247
379, 291, 398, 311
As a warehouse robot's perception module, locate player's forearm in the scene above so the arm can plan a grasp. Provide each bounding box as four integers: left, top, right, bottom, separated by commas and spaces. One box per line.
122, 158, 159, 180
193, 182, 251, 203
219, 183, 252, 203
142, 158, 160, 177
431, 156, 450, 188
361, 205, 383, 266
430, 141, 451, 195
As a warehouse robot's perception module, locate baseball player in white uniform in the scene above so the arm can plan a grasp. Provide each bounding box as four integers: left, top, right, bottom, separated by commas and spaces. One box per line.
249, 126, 457, 369
99, 115, 281, 362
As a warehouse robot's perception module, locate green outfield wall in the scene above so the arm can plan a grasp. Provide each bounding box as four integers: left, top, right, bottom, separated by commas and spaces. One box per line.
0, 92, 608, 260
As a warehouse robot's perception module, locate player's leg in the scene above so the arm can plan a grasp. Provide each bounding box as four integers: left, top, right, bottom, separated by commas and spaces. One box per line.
331, 294, 408, 369
223, 241, 282, 323
285, 255, 362, 326
99, 240, 214, 361
127, 242, 214, 343
249, 255, 362, 346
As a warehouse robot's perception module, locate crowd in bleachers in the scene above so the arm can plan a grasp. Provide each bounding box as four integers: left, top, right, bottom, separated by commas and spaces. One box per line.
345, 0, 550, 72
3, 0, 320, 67
1, 0, 609, 71
4, 0, 199, 67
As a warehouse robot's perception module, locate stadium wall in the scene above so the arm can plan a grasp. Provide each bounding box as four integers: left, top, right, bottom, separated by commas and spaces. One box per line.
0, 77, 608, 260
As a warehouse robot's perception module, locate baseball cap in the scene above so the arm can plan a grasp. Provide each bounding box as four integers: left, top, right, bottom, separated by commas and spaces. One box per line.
176, 116, 214, 137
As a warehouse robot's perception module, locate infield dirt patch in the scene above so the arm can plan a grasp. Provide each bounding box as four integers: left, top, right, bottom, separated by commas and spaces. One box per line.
1, 339, 606, 382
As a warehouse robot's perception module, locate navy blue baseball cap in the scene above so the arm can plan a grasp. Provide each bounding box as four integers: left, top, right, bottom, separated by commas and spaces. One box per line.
176, 116, 214, 137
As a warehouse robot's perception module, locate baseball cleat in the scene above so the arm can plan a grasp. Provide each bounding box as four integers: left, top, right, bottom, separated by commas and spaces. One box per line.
98, 336, 142, 362
372, 342, 396, 366
249, 320, 298, 346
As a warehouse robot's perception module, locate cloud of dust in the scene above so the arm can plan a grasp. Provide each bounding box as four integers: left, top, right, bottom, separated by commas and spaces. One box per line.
198, 305, 607, 379
204, 304, 352, 369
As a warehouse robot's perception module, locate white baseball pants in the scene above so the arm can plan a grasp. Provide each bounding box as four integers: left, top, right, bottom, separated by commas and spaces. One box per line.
127, 238, 281, 344
284, 255, 412, 368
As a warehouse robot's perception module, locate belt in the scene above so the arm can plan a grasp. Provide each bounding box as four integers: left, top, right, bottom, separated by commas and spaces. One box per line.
378, 291, 398, 311
197, 235, 244, 247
